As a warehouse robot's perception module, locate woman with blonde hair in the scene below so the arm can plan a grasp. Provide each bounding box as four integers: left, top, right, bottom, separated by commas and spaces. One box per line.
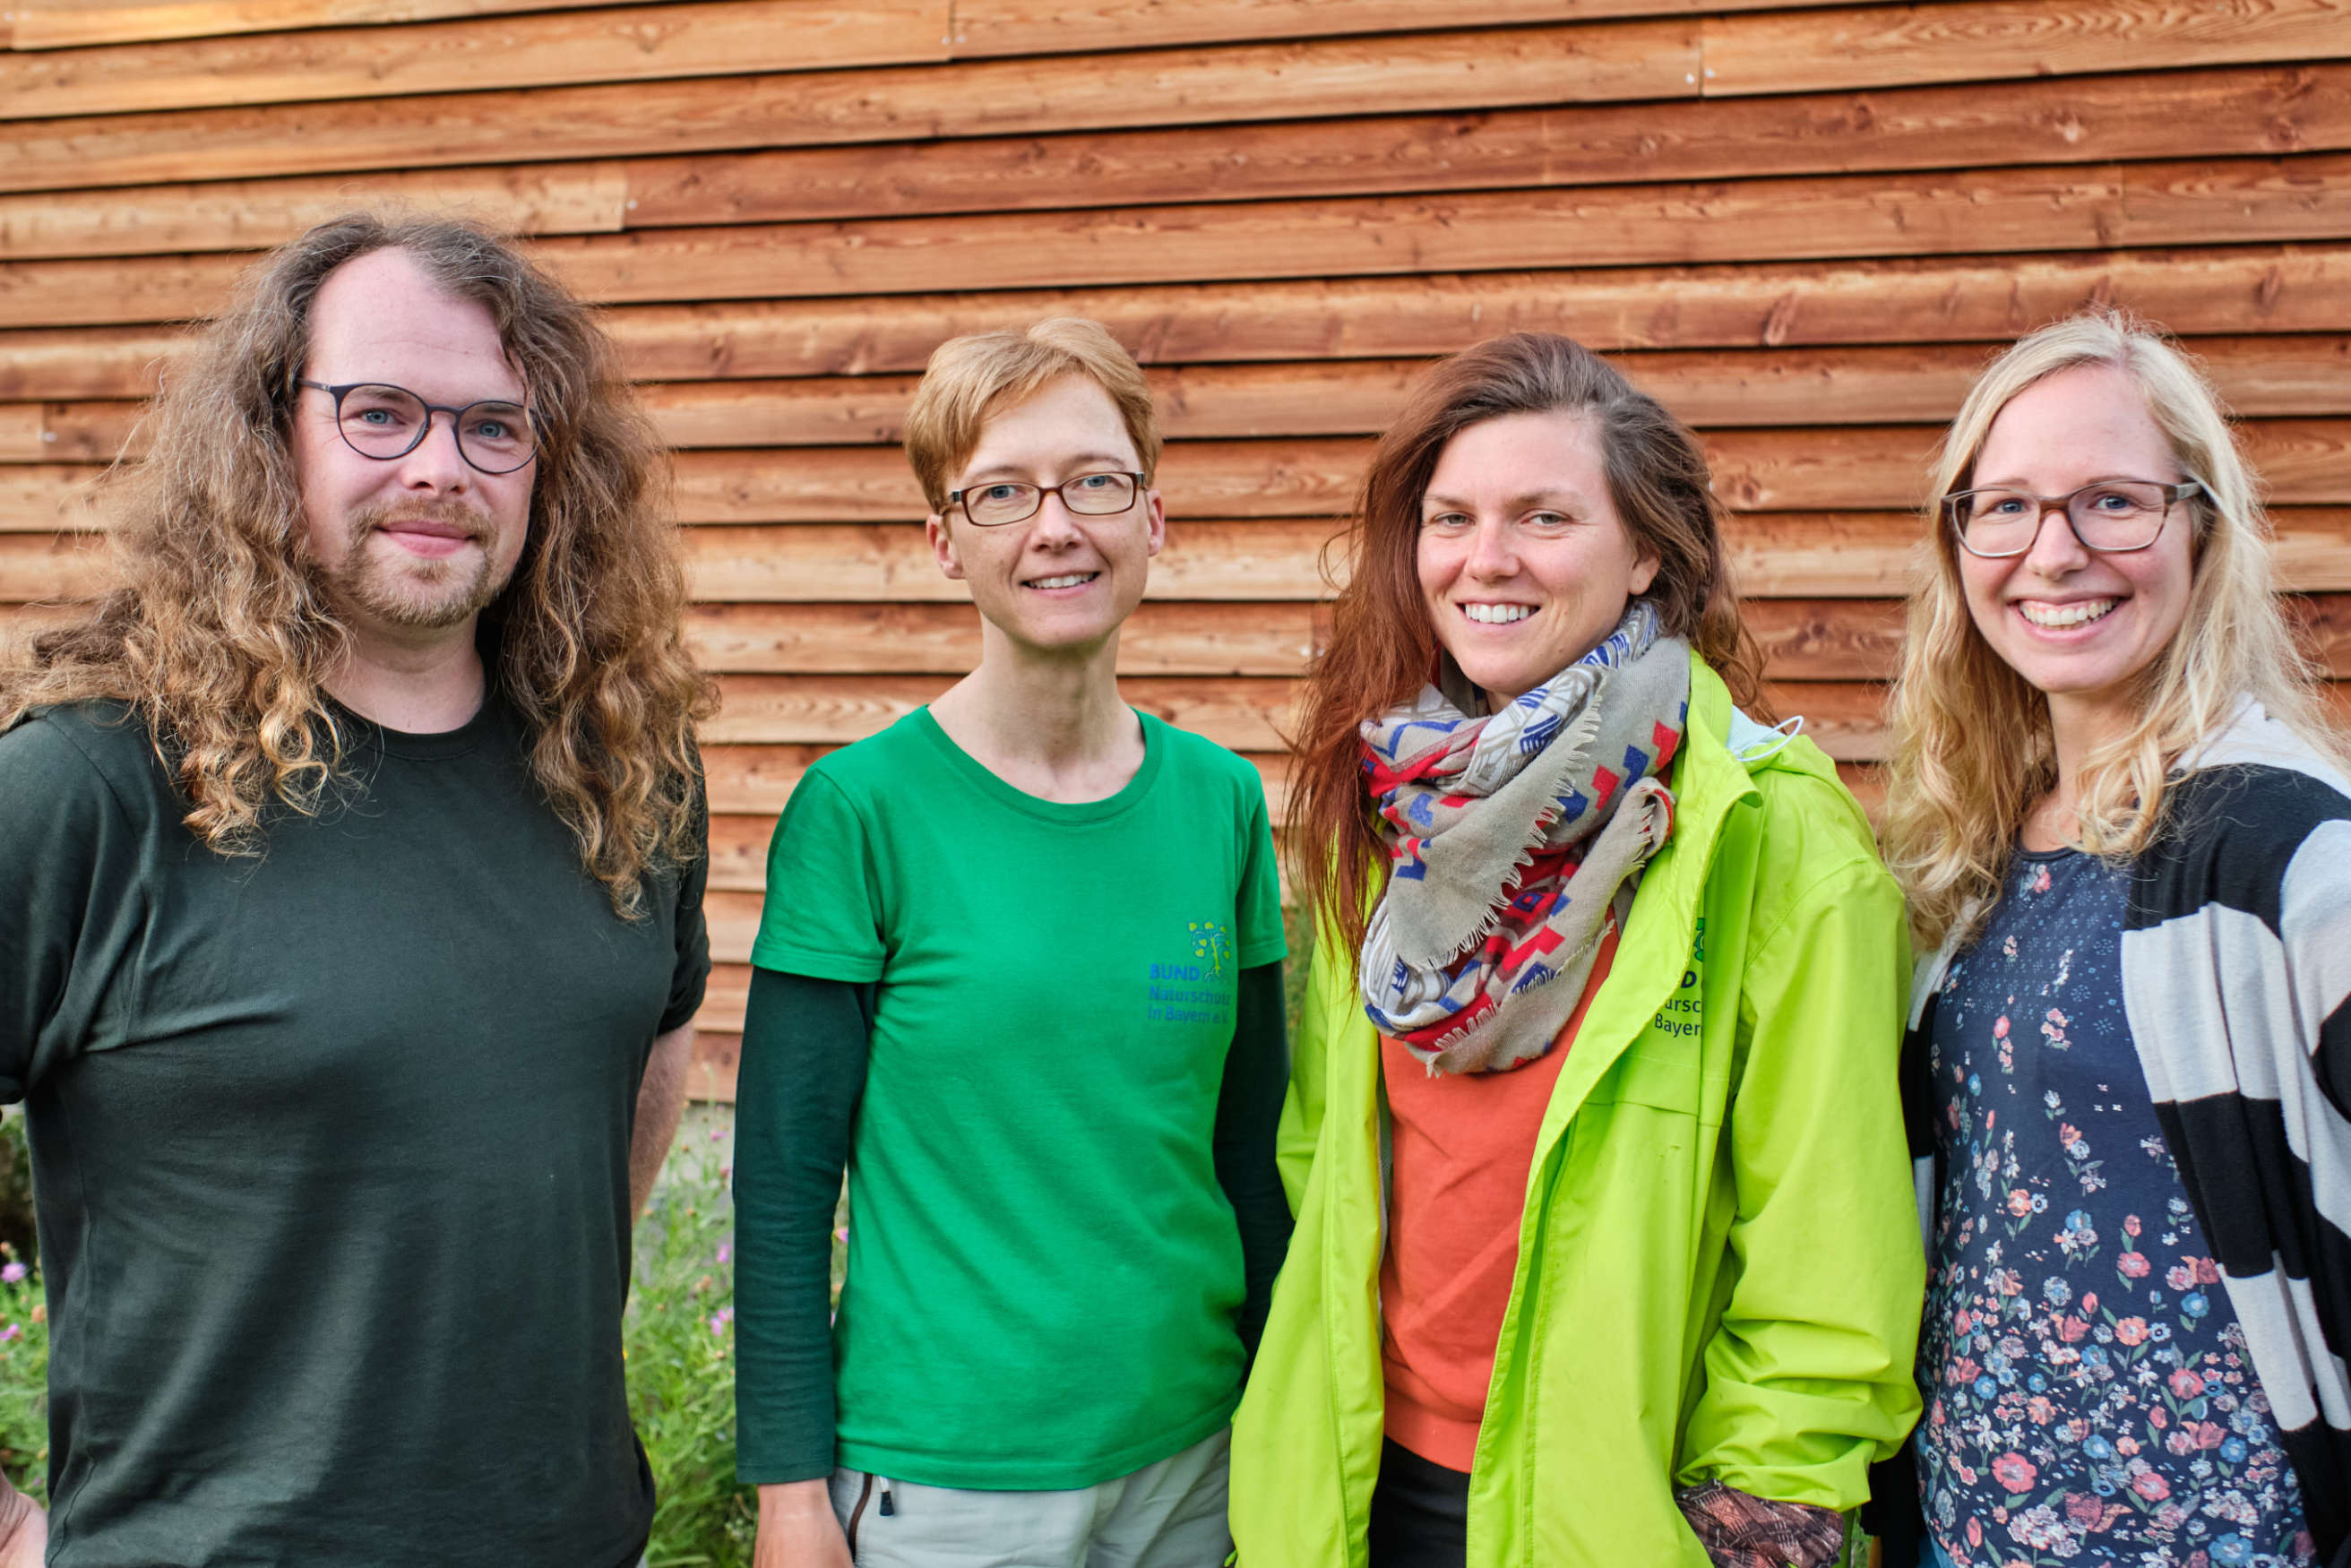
1228, 332, 1924, 1568
1879, 311, 2351, 1566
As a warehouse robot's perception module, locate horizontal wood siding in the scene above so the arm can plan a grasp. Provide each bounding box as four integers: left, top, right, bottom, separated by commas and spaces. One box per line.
5, 0, 2347, 1096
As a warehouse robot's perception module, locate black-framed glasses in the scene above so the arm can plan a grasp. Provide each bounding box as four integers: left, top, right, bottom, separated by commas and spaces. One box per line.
947, 470, 1145, 528
1942, 478, 2202, 558
293, 379, 538, 476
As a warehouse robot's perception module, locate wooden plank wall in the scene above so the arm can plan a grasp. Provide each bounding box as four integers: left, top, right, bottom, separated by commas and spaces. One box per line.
5, 0, 2350, 1098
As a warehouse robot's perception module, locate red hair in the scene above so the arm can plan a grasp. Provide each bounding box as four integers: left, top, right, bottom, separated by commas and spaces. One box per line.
1289, 332, 1766, 952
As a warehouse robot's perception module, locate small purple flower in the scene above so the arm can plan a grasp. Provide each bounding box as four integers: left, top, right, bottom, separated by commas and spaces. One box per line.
0, 1324, 19, 1343
0, 1262, 25, 1285
716, 1242, 732, 1265
708, 1305, 734, 1337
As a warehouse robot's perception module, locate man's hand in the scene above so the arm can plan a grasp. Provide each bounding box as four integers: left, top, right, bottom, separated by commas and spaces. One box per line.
0, 1474, 46, 1568
754, 1478, 851, 1568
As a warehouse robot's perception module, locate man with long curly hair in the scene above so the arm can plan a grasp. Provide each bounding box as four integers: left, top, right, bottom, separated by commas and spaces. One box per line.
0, 214, 714, 1568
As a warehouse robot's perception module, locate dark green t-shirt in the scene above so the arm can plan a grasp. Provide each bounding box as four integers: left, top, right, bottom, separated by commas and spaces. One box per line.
0, 698, 708, 1568
745, 708, 1286, 1489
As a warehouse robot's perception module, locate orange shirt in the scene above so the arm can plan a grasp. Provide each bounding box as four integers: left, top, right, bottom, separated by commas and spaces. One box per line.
1377, 924, 1620, 1473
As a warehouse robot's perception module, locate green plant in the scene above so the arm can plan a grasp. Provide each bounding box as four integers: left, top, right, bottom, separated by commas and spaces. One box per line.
627, 1124, 756, 1568
0, 1235, 47, 1507
0, 1110, 32, 1269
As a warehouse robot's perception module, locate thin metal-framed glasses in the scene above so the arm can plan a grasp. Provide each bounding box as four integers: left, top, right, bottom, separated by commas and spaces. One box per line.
293, 378, 539, 476
947, 470, 1146, 528
1942, 478, 2202, 558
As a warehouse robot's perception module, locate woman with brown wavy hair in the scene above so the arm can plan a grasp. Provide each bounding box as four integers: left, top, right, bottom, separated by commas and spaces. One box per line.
1228, 332, 1924, 1568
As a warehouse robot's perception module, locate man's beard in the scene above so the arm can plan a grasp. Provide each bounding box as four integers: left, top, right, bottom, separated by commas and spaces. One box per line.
322, 500, 515, 630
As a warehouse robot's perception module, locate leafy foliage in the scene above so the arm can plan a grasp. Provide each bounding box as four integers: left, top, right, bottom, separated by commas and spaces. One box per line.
627, 1122, 757, 1568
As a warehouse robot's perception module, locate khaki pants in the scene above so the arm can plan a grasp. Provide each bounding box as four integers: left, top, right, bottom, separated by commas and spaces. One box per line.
826, 1427, 1232, 1568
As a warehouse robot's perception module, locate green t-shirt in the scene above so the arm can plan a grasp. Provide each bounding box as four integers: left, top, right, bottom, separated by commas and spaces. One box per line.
748, 708, 1286, 1489
0, 698, 708, 1568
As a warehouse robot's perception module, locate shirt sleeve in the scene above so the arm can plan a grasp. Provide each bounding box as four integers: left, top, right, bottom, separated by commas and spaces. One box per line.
659, 771, 712, 1035
1214, 961, 1293, 1357
733, 966, 873, 1484
0, 718, 144, 1103
1234, 773, 1287, 970
1679, 857, 1926, 1509
750, 769, 887, 983
2279, 818, 2351, 1121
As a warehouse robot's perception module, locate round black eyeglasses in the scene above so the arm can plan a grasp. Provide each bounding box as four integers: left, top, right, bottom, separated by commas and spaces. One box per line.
947, 471, 1146, 528
294, 379, 539, 476
1942, 478, 2202, 559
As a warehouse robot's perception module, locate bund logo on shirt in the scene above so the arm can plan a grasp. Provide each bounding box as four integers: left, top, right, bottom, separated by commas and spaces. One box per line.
1188, 919, 1231, 977
1145, 919, 1235, 1026
1649, 916, 1706, 1041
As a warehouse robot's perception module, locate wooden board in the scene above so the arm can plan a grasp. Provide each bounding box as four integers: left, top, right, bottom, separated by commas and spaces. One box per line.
0, 464, 111, 532
527, 165, 2142, 306
13, 246, 2350, 398
0, 164, 631, 263
1703, 0, 2351, 98
5, 401, 149, 463
1757, 678, 1888, 761
4, 0, 679, 51
0, 404, 45, 463
585, 245, 2351, 374
0, 22, 1699, 194
14, 62, 2345, 260
685, 599, 1323, 676
19, 157, 2351, 331
948, 0, 1870, 56
0, 325, 185, 401
528, 338, 2351, 455
701, 672, 1302, 751
0, 530, 112, 600
0, 0, 948, 120
618, 64, 2351, 228
0, 0, 1845, 51
2292, 593, 2351, 678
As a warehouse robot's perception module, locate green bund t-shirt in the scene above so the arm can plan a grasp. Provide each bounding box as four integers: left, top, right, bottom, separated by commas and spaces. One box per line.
0, 699, 708, 1568
751, 708, 1286, 1489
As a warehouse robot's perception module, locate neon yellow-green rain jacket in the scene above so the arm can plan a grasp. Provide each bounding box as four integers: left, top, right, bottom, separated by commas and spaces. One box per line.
1231, 657, 1925, 1568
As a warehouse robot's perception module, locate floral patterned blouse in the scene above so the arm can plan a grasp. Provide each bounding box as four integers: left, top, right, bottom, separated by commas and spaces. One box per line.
1919, 848, 2315, 1568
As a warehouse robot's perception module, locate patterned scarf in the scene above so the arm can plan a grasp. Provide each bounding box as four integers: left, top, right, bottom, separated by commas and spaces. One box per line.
1358, 601, 1690, 1074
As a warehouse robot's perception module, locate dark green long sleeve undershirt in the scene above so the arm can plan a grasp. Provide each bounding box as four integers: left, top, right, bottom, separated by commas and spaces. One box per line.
731, 961, 1293, 1486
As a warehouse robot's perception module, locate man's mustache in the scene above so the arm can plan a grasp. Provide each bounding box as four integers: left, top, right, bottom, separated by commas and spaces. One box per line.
346, 500, 495, 539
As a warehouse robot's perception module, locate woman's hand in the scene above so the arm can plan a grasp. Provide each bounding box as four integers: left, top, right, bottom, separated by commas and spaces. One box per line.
1675, 1480, 1847, 1568
754, 1478, 853, 1568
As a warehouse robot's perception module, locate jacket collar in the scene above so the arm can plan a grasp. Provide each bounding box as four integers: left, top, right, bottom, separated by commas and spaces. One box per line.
1529, 653, 1763, 1146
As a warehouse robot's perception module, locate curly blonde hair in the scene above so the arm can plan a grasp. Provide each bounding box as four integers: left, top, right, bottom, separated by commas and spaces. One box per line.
1, 213, 713, 916
1882, 309, 2346, 948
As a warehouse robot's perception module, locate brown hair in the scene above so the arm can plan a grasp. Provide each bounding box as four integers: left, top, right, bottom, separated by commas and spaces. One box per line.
0, 211, 713, 917
902, 317, 1160, 512
1289, 332, 1766, 952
